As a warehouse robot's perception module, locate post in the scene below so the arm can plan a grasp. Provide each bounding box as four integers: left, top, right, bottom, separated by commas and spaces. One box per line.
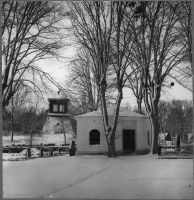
40, 148, 43, 157
176, 134, 180, 148
158, 145, 162, 156
26, 148, 31, 159
58, 148, 61, 155
171, 131, 173, 145
176, 134, 180, 156
50, 149, 53, 156
69, 141, 75, 156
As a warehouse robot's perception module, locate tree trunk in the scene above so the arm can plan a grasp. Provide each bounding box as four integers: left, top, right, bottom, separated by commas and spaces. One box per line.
107, 133, 115, 157
11, 112, 14, 142
30, 125, 33, 147
11, 98, 14, 142
137, 99, 142, 114
30, 131, 32, 147
3, 92, 12, 110
64, 133, 66, 145
163, 132, 166, 146
171, 131, 173, 145
106, 91, 123, 158
149, 114, 160, 154
143, 84, 161, 154
61, 120, 66, 145
30, 131, 33, 147
11, 129, 14, 142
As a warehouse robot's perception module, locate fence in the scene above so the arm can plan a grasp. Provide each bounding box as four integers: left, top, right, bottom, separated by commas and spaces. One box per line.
158, 146, 193, 158
3, 142, 76, 159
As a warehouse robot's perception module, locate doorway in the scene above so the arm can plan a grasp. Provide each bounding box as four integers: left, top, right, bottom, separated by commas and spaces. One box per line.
123, 129, 135, 154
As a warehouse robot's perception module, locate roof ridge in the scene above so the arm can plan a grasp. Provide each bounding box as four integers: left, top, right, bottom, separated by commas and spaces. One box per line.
75, 107, 147, 118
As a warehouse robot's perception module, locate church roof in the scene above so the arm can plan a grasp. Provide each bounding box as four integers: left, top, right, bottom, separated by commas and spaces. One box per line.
75, 107, 147, 118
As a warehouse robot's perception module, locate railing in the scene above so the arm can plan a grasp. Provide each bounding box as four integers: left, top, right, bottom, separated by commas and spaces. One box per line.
158, 146, 193, 158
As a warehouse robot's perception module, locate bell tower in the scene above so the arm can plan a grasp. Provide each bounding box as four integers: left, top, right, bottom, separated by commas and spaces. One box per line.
43, 98, 72, 134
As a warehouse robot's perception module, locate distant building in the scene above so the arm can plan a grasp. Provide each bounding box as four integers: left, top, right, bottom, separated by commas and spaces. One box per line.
187, 133, 193, 143
43, 98, 72, 134
75, 107, 151, 155
158, 133, 171, 142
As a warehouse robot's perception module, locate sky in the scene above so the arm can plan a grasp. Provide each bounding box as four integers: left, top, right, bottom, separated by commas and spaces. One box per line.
37, 47, 193, 109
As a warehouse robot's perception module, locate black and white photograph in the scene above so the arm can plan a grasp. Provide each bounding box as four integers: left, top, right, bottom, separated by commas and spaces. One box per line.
2, 1, 193, 199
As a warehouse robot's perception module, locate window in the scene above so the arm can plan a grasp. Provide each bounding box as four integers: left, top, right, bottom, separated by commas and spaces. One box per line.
53, 104, 58, 112
59, 105, 64, 112
147, 130, 150, 145
54, 123, 62, 133
89, 129, 100, 145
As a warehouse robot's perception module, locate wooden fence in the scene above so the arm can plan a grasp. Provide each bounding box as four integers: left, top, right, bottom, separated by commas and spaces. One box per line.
3, 141, 76, 159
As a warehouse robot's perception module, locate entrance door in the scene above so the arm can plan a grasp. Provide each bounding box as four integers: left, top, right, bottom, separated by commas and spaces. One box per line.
123, 129, 135, 154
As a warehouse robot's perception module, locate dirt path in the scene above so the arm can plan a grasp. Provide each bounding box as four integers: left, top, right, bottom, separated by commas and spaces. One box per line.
3, 155, 193, 199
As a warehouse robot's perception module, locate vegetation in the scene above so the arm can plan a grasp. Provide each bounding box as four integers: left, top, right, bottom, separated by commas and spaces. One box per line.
67, 1, 146, 157
170, 2, 192, 92
2, 1, 68, 108
158, 99, 193, 143
3, 90, 47, 143
2, 1, 192, 156
128, 2, 187, 154
65, 47, 116, 114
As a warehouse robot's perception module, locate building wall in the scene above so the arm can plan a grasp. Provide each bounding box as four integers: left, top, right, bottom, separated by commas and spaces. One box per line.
136, 118, 150, 154
76, 116, 151, 155
43, 116, 72, 134
76, 116, 109, 155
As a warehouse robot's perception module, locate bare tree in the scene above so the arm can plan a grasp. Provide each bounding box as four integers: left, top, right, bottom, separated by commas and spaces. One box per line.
125, 65, 144, 114
169, 2, 192, 92
66, 48, 102, 113
167, 100, 193, 143
175, 2, 192, 65
122, 102, 132, 111
158, 100, 171, 145
129, 2, 186, 154
22, 98, 46, 147
7, 85, 30, 142
158, 101, 170, 134
67, 1, 142, 157
60, 117, 71, 145
2, 1, 68, 108
66, 47, 116, 114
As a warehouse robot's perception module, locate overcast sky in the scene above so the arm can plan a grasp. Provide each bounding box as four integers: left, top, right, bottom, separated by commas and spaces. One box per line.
37, 46, 192, 108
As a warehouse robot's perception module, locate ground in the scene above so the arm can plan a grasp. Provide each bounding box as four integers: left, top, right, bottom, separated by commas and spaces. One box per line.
3, 154, 193, 199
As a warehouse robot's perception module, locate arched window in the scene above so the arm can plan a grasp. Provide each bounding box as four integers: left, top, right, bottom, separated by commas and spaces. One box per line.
89, 129, 100, 145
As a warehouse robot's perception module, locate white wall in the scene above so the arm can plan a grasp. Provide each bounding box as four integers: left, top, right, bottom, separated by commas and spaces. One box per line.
43, 116, 72, 134
76, 116, 108, 155
76, 116, 124, 155
136, 118, 150, 154
76, 115, 151, 155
